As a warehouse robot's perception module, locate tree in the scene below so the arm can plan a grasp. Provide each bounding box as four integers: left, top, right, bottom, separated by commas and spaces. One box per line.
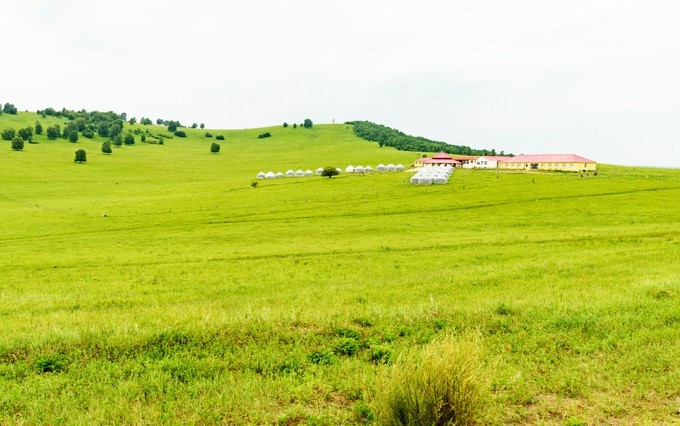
17, 127, 33, 142
200, 123, 205, 129
74, 149, 87, 163
111, 135, 123, 146
35, 121, 43, 135
46, 125, 61, 140
68, 131, 79, 143
293, 123, 297, 129
141, 134, 146, 142
303, 119, 313, 128
11, 137, 24, 151
210, 142, 220, 153
1, 128, 16, 141
82, 129, 94, 138
2, 103, 17, 114
97, 122, 110, 137
129, 117, 137, 125
124, 133, 135, 145
320, 166, 339, 178
109, 123, 122, 138
174, 130, 186, 137
101, 141, 112, 154
191, 123, 198, 129
167, 122, 178, 132
283, 122, 289, 128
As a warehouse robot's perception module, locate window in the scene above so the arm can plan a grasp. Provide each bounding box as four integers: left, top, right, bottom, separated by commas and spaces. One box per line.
570, 163, 574, 168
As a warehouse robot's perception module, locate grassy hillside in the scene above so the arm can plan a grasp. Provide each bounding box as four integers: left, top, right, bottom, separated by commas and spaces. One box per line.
1, 111, 679, 424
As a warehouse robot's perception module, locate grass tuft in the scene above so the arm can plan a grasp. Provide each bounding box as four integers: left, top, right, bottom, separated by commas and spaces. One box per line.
372, 333, 490, 425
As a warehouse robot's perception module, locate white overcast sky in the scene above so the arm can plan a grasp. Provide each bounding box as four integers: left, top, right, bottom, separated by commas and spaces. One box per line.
2, 0, 679, 167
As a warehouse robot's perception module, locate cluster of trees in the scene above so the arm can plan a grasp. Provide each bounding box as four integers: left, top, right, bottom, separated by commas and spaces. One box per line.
257, 132, 271, 139
282, 119, 313, 129
2, 103, 18, 114
347, 121, 504, 156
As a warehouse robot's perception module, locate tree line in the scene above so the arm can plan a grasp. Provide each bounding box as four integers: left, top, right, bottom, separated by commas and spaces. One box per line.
346, 121, 507, 156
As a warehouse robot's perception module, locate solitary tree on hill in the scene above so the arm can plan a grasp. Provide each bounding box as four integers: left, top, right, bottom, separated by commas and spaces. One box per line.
210, 142, 220, 153
11, 137, 24, 151
320, 166, 339, 178
74, 149, 87, 163
303, 119, 313, 128
2, 103, 17, 114
1, 128, 16, 141
101, 141, 112, 154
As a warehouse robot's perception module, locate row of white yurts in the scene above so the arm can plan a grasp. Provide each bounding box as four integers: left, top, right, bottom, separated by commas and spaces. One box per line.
256, 163, 406, 179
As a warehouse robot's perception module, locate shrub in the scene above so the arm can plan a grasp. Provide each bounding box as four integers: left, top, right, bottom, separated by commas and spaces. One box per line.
82, 128, 94, 138
101, 141, 112, 154
210, 142, 220, 153
68, 131, 79, 143
307, 349, 334, 365
124, 133, 135, 145
174, 130, 186, 138
1, 128, 16, 141
370, 345, 393, 365
372, 333, 490, 425
74, 149, 87, 163
303, 118, 313, 128
35, 121, 43, 135
205, 132, 213, 138
257, 132, 271, 139
215, 135, 225, 140
335, 338, 360, 356
283, 122, 289, 128
111, 135, 123, 147
141, 134, 146, 142
35, 354, 67, 373
11, 137, 24, 151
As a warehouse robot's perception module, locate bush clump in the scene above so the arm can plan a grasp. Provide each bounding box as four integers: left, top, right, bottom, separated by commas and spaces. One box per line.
210, 142, 220, 153
307, 348, 334, 365
215, 135, 225, 140
174, 130, 186, 138
372, 333, 490, 425
11, 137, 24, 151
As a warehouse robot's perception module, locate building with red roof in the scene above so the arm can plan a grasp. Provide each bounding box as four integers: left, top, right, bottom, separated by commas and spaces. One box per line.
414, 151, 463, 167
498, 154, 596, 172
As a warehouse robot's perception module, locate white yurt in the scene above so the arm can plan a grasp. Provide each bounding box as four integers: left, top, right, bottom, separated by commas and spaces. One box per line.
304, 170, 314, 176
395, 164, 405, 171
265, 171, 276, 179
409, 174, 420, 184
355, 165, 365, 173
345, 165, 354, 173
433, 175, 448, 184
275, 172, 284, 178
295, 169, 305, 177
285, 169, 295, 177
315, 167, 324, 175
257, 172, 266, 179
376, 163, 387, 172
386, 163, 397, 171
365, 165, 373, 172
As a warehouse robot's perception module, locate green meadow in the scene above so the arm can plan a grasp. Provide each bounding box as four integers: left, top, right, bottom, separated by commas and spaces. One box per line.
1, 112, 679, 424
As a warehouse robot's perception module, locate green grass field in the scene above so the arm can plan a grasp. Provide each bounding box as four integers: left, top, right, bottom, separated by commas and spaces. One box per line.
1, 112, 679, 424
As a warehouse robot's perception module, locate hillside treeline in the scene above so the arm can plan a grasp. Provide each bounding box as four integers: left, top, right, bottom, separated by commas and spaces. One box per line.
347, 120, 506, 156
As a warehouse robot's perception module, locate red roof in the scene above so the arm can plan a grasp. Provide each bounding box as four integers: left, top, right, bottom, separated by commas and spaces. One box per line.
421, 158, 461, 164
479, 156, 512, 161
499, 154, 595, 163
432, 151, 453, 160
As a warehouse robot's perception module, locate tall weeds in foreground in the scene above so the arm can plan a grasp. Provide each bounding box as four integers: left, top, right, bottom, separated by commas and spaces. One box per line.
372, 333, 490, 425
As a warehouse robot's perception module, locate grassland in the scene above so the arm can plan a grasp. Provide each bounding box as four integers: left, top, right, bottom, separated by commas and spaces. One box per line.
1, 112, 679, 424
